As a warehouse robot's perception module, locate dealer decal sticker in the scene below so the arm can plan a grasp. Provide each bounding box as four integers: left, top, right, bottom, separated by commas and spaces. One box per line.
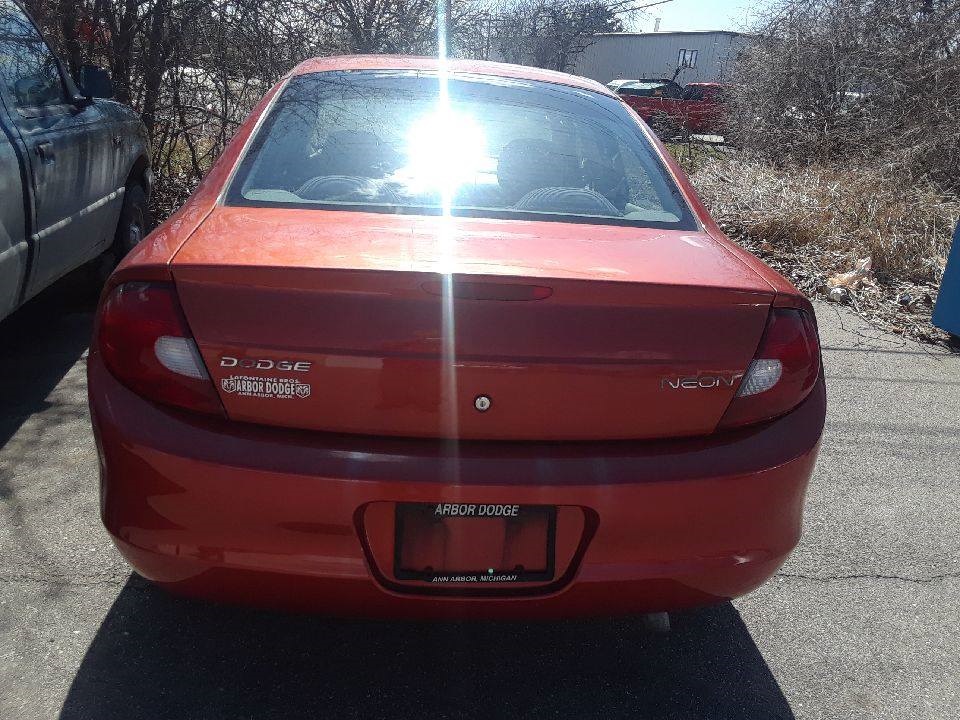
220, 375, 311, 399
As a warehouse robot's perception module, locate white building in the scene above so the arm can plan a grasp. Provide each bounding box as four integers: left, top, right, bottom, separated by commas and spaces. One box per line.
572, 31, 750, 85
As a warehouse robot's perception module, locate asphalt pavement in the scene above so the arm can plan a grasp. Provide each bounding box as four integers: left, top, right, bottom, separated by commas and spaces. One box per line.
1, 270, 958, 720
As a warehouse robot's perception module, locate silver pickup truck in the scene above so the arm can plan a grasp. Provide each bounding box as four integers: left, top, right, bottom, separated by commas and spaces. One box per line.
1, 0, 150, 322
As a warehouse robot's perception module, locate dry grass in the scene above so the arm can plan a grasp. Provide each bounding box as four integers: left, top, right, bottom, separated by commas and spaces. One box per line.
688, 154, 959, 282
681, 149, 960, 345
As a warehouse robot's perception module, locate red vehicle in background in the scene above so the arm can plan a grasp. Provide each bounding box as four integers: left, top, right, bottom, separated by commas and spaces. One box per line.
608, 78, 729, 136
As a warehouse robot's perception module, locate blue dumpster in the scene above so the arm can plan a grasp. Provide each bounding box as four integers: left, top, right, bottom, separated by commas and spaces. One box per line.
933, 220, 960, 338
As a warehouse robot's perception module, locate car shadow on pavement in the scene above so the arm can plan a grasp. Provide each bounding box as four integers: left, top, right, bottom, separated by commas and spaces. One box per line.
0, 269, 99, 445
59, 577, 794, 720
0, 268, 99, 503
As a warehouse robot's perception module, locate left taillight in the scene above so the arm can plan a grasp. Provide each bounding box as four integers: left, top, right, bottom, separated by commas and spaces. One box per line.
97, 281, 224, 416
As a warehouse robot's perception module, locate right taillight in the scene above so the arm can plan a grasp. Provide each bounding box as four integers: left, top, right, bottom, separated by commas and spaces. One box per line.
97, 281, 224, 416
718, 307, 821, 429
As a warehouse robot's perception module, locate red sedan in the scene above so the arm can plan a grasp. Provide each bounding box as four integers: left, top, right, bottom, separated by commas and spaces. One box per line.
88, 56, 824, 619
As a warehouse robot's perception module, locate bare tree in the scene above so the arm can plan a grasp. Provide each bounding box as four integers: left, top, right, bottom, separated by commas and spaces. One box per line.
23, 0, 465, 213
487, 0, 631, 71
20, 0, 651, 216
727, 0, 960, 189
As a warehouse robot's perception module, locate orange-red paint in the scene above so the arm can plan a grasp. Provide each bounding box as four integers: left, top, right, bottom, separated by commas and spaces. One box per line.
89, 56, 824, 617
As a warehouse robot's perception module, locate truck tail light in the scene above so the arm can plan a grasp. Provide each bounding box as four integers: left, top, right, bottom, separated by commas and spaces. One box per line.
718, 308, 821, 429
97, 282, 223, 416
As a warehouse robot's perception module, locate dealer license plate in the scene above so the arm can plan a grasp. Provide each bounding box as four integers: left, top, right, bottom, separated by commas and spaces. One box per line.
394, 503, 556, 584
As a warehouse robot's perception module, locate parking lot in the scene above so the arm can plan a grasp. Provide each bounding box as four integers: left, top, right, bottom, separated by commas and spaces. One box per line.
1, 271, 958, 720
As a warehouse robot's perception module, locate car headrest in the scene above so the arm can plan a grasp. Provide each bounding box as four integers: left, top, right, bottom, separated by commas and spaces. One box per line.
497, 138, 580, 202
316, 130, 394, 178
296, 175, 398, 203
513, 187, 621, 217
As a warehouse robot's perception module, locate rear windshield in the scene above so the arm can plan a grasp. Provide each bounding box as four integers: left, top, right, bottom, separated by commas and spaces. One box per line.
226, 71, 696, 230
609, 81, 679, 99
683, 85, 726, 102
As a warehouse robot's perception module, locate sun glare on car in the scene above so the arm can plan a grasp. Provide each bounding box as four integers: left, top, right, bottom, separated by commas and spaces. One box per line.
397, 108, 487, 201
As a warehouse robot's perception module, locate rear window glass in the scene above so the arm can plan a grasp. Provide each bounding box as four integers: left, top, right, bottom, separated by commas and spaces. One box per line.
610, 81, 680, 99
683, 85, 726, 102
226, 71, 696, 230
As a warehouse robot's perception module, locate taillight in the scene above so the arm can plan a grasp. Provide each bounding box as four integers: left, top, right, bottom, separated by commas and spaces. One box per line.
97, 282, 223, 415
718, 308, 821, 429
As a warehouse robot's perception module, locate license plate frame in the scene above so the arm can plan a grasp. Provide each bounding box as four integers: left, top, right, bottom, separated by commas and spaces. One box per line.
393, 503, 557, 584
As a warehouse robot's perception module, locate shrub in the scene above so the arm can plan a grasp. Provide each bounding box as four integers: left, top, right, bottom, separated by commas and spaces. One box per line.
689, 156, 960, 284
727, 0, 960, 191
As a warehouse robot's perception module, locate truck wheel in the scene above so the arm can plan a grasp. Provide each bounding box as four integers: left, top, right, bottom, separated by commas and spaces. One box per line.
87, 184, 150, 287
115, 184, 150, 258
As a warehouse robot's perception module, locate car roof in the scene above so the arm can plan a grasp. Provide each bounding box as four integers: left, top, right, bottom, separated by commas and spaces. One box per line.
291, 55, 614, 97
609, 79, 677, 89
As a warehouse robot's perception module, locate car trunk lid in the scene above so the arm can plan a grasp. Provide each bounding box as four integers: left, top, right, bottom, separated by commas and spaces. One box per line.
172, 207, 775, 440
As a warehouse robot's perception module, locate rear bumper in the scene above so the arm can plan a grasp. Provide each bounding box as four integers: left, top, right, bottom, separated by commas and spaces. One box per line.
89, 353, 825, 619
